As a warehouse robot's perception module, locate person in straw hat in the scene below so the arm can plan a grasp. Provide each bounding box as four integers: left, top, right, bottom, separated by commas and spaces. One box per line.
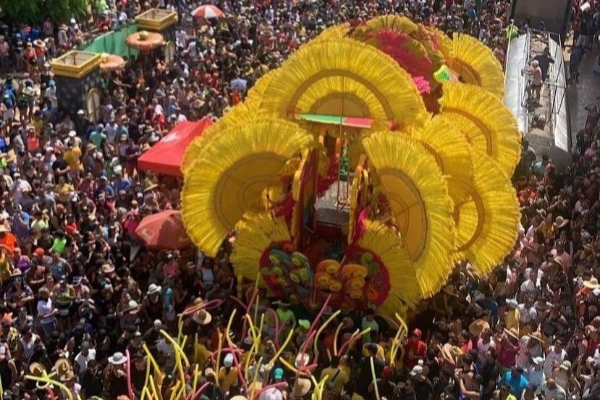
105, 352, 129, 398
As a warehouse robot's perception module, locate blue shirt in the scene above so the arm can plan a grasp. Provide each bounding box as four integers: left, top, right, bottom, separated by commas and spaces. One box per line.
499, 371, 529, 398
13, 211, 30, 240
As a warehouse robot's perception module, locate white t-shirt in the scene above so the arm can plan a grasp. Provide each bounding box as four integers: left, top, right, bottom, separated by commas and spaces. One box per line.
543, 347, 566, 377
477, 338, 495, 365
74, 349, 96, 373
517, 304, 537, 325
540, 383, 566, 400
36, 298, 54, 323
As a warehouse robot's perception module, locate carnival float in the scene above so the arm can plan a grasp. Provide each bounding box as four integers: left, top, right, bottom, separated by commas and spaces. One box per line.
181, 16, 522, 319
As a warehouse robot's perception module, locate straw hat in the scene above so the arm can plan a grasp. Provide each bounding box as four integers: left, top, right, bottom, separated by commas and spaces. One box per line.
60, 370, 76, 382
529, 331, 544, 344
291, 378, 312, 397
584, 277, 600, 289
468, 319, 490, 337
192, 309, 212, 325
553, 216, 569, 229
29, 362, 46, 376
101, 263, 115, 275
85, 143, 96, 152
5, 150, 16, 163
54, 358, 73, 375
144, 182, 159, 193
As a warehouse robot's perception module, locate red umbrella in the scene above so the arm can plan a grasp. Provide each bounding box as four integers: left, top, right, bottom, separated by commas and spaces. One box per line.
135, 210, 191, 250
137, 118, 214, 177
191, 5, 224, 18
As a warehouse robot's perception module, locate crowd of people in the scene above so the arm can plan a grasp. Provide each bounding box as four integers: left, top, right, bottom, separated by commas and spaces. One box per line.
0, 0, 595, 399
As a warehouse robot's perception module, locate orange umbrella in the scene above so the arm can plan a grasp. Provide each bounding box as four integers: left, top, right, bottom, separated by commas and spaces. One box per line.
99, 54, 126, 72
126, 31, 165, 51
135, 210, 191, 250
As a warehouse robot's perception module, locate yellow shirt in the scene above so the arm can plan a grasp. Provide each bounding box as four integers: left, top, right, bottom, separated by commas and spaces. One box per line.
361, 343, 385, 361
56, 183, 74, 203
320, 367, 349, 392
64, 146, 82, 170
504, 309, 520, 333
32, 119, 44, 135
194, 342, 211, 368
218, 366, 238, 392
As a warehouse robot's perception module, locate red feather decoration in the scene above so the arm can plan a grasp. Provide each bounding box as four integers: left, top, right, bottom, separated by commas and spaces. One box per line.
375, 30, 434, 81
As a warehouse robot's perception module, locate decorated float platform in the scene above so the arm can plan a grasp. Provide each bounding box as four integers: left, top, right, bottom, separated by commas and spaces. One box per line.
181, 16, 522, 319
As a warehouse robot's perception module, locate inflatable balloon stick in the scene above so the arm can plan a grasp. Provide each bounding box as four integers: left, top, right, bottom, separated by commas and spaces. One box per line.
215, 330, 223, 386
370, 357, 380, 400
395, 313, 408, 332
338, 328, 371, 355
187, 382, 211, 400
126, 349, 134, 400
389, 313, 409, 367
142, 343, 163, 389
313, 309, 341, 359
225, 310, 250, 394
25, 374, 73, 400
333, 322, 343, 355
149, 374, 160, 400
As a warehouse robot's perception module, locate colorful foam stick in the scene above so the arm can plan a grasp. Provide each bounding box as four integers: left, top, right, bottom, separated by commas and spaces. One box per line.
313, 309, 341, 360
25, 375, 73, 400
338, 328, 371, 355
126, 349, 134, 400
225, 309, 249, 394
370, 357, 380, 400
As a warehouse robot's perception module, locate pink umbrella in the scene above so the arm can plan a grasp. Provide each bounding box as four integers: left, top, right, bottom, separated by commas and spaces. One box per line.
191, 5, 224, 18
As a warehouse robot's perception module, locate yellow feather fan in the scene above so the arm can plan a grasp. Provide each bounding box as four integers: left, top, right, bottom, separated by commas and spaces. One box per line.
440, 83, 521, 177
361, 15, 419, 36
424, 26, 452, 62
409, 115, 473, 204
231, 212, 292, 283
182, 103, 262, 174
245, 69, 280, 108
454, 153, 520, 275
182, 119, 313, 256
448, 33, 505, 98
254, 38, 428, 128
357, 219, 421, 308
315, 24, 350, 41
362, 132, 455, 297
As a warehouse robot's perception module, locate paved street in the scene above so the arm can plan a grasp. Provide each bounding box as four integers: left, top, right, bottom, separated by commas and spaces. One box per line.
567, 44, 600, 133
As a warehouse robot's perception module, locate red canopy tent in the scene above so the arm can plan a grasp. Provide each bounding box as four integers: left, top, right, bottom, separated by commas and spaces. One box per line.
138, 118, 213, 177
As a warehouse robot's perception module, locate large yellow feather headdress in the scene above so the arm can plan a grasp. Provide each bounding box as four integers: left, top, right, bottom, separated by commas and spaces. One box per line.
362, 132, 455, 296
440, 83, 521, 177
253, 38, 429, 127
182, 119, 313, 256
454, 153, 520, 274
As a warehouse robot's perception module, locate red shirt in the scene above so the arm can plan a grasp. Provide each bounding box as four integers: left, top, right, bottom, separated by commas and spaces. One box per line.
0, 232, 18, 255
404, 339, 427, 369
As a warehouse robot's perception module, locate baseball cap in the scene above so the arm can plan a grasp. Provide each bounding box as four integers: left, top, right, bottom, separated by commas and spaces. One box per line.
410, 365, 423, 376
224, 353, 234, 367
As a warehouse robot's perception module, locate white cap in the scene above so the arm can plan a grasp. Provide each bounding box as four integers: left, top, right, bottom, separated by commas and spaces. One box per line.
224, 353, 234, 367
68, 130, 76, 137
410, 365, 423, 376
